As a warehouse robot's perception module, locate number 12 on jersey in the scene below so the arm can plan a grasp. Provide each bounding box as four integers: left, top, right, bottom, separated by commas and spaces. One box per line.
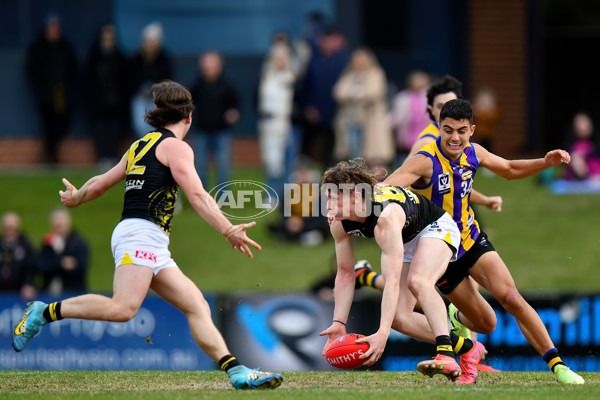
126, 132, 162, 175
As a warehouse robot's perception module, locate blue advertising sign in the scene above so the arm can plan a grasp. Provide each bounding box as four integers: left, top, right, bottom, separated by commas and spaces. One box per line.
0, 294, 215, 370
3, 292, 599, 372
221, 293, 336, 371
221, 292, 600, 372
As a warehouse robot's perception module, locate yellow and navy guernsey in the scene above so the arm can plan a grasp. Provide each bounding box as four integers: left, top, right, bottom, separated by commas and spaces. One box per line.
416, 122, 440, 141
341, 185, 445, 243
410, 137, 479, 258
121, 128, 179, 235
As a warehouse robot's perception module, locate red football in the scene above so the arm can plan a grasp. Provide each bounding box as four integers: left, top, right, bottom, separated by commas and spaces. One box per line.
325, 333, 370, 369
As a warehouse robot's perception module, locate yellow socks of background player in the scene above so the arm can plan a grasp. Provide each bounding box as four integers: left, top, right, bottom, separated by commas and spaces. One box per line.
358, 271, 380, 288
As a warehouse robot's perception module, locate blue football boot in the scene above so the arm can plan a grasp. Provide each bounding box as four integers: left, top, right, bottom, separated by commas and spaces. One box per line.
227, 365, 283, 390
12, 301, 48, 352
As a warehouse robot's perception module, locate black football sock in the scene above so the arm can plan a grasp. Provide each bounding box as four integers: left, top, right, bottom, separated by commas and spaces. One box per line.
543, 348, 565, 372
450, 331, 474, 355
436, 335, 455, 357
219, 355, 241, 373
42, 302, 63, 323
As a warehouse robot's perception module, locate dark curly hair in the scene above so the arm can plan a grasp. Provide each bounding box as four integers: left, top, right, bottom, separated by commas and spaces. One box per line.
144, 80, 195, 128
426, 75, 463, 121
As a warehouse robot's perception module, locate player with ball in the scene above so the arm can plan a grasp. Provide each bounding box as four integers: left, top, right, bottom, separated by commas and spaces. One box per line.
320, 158, 485, 382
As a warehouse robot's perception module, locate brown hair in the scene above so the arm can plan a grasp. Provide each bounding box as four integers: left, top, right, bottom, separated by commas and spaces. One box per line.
144, 80, 195, 128
321, 158, 385, 190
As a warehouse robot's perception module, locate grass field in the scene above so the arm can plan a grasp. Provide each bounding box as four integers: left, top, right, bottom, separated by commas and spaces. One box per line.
1, 370, 599, 399
0, 165, 599, 293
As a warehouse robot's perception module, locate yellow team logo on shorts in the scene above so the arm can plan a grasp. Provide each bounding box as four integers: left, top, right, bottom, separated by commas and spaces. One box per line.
443, 232, 453, 247
120, 253, 134, 266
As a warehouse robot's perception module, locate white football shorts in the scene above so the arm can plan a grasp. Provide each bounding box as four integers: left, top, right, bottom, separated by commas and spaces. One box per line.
111, 218, 178, 275
402, 212, 460, 263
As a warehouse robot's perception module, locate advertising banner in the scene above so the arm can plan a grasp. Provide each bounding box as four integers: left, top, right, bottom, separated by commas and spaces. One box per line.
0, 294, 214, 370
2, 292, 599, 371
220, 292, 339, 371
353, 293, 600, 372
220, 292, 600, 372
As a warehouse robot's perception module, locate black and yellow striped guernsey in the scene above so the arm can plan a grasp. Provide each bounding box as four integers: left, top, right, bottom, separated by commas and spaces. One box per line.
341, 185, 445, 243
121, 128, 179, 234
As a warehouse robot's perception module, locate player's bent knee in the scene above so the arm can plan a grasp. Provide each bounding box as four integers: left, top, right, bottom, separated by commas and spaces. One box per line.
392, 308, 421, 335
391, 316, 411, 335
181, 296, 211, 319
197, 298, 215, 320
462, 306, 496, 334
476, 314, 497, 335
407, 276, 431, 297
111, 304, 140, 322
499, 288, 527, 314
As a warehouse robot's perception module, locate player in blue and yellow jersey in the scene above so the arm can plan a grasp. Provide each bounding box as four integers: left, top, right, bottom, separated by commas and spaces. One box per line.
404, 75, 502, 213
385, 99, 584, 385
399, 75, 497, 373
12, 80, 283, 390
409, 133, 480, 259
320, 158, 486, 382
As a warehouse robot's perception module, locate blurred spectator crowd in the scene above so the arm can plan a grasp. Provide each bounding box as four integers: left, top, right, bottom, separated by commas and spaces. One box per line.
24, 10, 600, 189
23, 10, 522, 248
0, 209, 89, 300
25, 11, 438, 176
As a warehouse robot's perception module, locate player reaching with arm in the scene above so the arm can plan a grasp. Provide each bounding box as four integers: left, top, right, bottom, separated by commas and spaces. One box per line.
12, 80, 283, 390
400, 77, 500, 345
405, 75, 502, 211
385, 99, 584, 385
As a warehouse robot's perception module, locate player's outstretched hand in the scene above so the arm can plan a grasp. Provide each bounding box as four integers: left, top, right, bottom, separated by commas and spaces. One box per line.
545, 149, 570, 166
59, 178, 79, 208
319, 323, 346, 356
357, 331, 387, 366
224, 222, 262, 259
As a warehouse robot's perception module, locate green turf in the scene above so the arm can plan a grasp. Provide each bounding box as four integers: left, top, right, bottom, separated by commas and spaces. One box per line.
470, 170, 600, 292
0, 370, 598, 399
0, 166, 598, 293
